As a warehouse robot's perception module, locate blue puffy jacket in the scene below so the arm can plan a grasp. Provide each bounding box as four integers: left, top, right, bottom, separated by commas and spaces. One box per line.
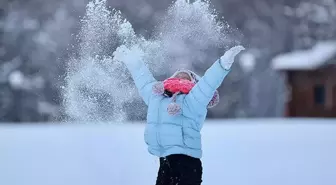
126, 59, 230, 159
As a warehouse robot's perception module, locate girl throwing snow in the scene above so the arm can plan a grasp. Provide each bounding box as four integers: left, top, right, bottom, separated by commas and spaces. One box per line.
113, 45, 245, 185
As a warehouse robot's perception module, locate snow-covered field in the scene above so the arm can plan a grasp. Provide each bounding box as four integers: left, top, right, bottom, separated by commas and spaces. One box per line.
0, 119, 336, 185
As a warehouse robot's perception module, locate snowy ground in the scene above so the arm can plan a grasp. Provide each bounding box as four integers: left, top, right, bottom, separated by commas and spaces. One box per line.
0, 119, 336, 185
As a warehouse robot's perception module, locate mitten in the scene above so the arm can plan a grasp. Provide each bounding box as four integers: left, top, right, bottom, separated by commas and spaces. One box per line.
220, 45, 245, 70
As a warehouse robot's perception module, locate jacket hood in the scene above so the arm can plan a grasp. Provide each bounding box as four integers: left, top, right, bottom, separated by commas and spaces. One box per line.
170, 69, 201, 84
151, 68, 220, 116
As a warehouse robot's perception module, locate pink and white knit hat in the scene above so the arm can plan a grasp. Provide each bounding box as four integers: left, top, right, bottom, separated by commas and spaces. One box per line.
152, 69, 220, 116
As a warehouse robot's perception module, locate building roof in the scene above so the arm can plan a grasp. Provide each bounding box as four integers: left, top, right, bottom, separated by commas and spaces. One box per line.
272, 40, 336, 70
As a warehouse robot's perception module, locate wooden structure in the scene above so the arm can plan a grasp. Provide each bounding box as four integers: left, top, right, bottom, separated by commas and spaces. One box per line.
272, 41, 336, 117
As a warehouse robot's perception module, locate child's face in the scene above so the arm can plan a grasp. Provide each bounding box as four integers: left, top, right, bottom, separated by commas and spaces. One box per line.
174, 72, 192, 81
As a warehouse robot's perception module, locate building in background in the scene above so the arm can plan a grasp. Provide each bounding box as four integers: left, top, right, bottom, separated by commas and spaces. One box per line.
272, 41, 336, 117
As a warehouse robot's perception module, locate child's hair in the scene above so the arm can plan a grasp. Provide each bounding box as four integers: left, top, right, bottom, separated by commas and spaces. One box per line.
164, 90, 173, 97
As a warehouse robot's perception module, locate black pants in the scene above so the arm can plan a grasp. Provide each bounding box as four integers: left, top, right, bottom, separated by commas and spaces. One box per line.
155, 154, 203, 185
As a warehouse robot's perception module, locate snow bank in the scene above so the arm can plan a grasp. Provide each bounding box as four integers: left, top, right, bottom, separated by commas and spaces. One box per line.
272, 41, 336, 70
0, 119, 336, 185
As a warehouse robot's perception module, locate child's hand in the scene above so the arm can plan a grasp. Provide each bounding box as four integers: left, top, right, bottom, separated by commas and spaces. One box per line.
220, 45, 245, 70
113, 45, 131, 63
113, 45, 144, 66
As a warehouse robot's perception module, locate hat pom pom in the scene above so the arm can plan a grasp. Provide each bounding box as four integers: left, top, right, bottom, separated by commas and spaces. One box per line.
208, 90, 219, 108
167, 103, 181, 116
152, 82, 164, 95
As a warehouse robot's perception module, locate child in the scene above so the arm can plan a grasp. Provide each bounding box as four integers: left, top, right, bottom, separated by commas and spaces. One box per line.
113, 45, 245, 185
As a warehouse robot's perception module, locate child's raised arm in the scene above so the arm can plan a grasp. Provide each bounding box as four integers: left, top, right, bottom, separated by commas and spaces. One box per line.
184, 46, 245, 115
113, 45, 157, 105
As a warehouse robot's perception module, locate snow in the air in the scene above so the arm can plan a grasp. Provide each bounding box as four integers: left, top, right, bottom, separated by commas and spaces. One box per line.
8, 70, 25, 89
272, 40, 336, 70
239, 51, 256, 73
0, 119, 335, 185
